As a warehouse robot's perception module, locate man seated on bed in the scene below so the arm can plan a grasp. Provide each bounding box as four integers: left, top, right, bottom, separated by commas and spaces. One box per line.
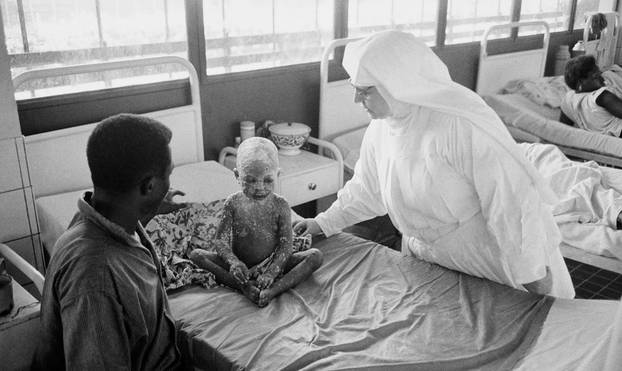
560, 55, 622, 137
34, 114, 185, 370
189, 137, 323, 307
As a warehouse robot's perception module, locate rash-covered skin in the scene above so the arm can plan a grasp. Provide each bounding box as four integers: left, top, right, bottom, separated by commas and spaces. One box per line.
189, 137, 323, 307
216, 192, 293, 286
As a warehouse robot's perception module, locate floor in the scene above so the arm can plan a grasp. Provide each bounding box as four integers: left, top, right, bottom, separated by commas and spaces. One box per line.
566, 258, 622, 300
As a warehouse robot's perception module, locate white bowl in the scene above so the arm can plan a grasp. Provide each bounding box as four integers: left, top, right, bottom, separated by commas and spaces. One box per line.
268, 122, 311, 155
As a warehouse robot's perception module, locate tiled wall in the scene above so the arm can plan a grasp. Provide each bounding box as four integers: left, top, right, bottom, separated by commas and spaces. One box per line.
0, 12, 44, 296
0, 135, 45, 294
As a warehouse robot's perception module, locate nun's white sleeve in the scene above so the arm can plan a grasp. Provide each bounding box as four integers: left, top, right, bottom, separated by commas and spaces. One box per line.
458, 123, 558, 285
315, 125, 387, 236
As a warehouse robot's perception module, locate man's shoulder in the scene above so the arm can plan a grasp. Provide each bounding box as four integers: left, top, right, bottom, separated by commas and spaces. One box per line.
50, 220, 129, 280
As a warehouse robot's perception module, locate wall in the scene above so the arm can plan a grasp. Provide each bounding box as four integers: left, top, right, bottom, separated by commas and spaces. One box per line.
0, 15, 45, 296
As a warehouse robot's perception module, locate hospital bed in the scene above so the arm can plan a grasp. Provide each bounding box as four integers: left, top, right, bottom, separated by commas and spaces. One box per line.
8, 55, 622, 370
476, 21, 622, 274
477, 20, 622, 169
319, 29, 622, 275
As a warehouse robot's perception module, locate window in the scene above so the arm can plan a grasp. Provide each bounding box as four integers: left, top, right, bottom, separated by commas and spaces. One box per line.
445, 0, 512, 44
519, 0, 572, 35
348, 0, 438, 45
203, 0, 334, 75
574, 0, 609, 29
1, 0, 188, 98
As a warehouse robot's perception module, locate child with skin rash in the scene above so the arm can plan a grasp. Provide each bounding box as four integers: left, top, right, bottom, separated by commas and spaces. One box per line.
189, 137, 323, 307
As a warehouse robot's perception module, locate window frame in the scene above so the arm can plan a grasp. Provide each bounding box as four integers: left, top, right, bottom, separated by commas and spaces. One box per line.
3, 0, 614, 92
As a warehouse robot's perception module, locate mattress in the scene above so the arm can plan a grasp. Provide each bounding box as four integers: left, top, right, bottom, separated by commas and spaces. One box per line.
35, 160, 239, 254
483, 93, 622, 158
169, 232, 620, 370
332, 126, 367, 173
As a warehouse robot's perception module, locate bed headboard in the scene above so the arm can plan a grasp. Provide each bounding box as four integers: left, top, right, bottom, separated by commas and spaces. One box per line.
319, 37, 370, 141
13, 56, 203, 198
476, 21, 550, 96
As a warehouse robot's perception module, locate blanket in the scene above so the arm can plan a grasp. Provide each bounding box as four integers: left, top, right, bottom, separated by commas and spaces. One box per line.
520, 143, 622, 259
146, 200, 312, 290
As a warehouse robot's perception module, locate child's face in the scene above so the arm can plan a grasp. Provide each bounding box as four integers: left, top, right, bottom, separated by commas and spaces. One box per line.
578, 67, 605, 92
237, 159, 278, 201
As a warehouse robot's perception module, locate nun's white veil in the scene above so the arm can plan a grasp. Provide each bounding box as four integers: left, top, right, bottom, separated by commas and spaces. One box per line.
343, 30, 557, 203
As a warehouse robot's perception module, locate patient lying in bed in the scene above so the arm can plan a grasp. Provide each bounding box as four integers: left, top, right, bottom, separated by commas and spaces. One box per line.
189, 137, 322, 307
560, 55, 622, 136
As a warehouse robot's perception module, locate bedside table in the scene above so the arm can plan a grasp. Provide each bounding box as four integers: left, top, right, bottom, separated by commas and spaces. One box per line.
0, 279, 40, 370
218, 137, 344, 207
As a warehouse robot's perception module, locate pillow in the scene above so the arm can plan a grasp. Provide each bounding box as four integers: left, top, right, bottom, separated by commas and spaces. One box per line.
502, 76, 570, 108
145, 199, 312, 291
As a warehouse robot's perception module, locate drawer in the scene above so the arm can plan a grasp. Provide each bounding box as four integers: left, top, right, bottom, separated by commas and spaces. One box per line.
279, 164, 340, 206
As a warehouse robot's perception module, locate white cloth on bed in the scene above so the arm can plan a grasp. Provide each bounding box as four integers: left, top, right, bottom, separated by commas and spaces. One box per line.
316, 30, 574, 298
520, 142, 622, 259
560, 87, 622, 136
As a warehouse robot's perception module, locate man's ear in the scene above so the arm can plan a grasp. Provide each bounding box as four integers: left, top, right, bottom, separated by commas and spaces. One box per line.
139, 176, 156, 196
233, 168, 239, 179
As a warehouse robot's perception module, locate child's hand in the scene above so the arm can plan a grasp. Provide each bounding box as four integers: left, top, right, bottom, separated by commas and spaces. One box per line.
229, 261, 249, 285
256, 272, 276, 289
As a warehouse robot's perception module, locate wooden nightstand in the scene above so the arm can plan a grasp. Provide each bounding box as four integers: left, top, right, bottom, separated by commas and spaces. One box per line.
0, 279, 40, 370
218, 137, 344, 207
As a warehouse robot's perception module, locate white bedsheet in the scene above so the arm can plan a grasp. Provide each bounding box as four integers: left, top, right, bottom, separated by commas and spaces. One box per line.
36, 160, 239, 254
516, 298, 620, 370
483, 93, 622, 158
520, 143, 622, 261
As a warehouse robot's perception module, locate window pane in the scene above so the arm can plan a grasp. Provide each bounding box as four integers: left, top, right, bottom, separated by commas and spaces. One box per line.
2, 0, 188, 98
519, 0, 571, 35
574, 0, 612, 29
446, 0, 512, 45
1, 0, 25, 54
203, 0, 334, 75
348, 0, 438, 46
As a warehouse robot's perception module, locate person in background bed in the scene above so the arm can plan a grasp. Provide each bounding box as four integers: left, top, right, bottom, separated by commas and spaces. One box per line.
189, 137, 323, 307
294, 30, 575, 298
560, 55, 622, 136
33, 114, 186, 370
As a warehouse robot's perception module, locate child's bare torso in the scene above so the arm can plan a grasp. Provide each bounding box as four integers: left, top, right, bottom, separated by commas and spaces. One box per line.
228, 193, 289, 267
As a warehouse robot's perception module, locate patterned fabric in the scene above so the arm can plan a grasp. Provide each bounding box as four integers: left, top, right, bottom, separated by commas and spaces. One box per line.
145, 200, 312, 291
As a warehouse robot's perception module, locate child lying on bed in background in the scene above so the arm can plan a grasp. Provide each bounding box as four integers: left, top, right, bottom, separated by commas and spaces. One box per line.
189, 137, 323, 307
560, 55, 622, 137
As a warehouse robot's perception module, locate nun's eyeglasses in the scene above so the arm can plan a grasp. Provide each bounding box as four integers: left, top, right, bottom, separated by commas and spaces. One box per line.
350, 81, 375, 98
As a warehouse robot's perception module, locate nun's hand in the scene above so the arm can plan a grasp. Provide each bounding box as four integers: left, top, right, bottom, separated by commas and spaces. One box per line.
523, 267, 552, 296
293, 218, 322, 236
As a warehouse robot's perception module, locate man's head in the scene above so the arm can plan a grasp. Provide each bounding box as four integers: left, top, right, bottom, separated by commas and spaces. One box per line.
234, 137, 279, 201
87, 113, 173, 213
564, 55, 604, 92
